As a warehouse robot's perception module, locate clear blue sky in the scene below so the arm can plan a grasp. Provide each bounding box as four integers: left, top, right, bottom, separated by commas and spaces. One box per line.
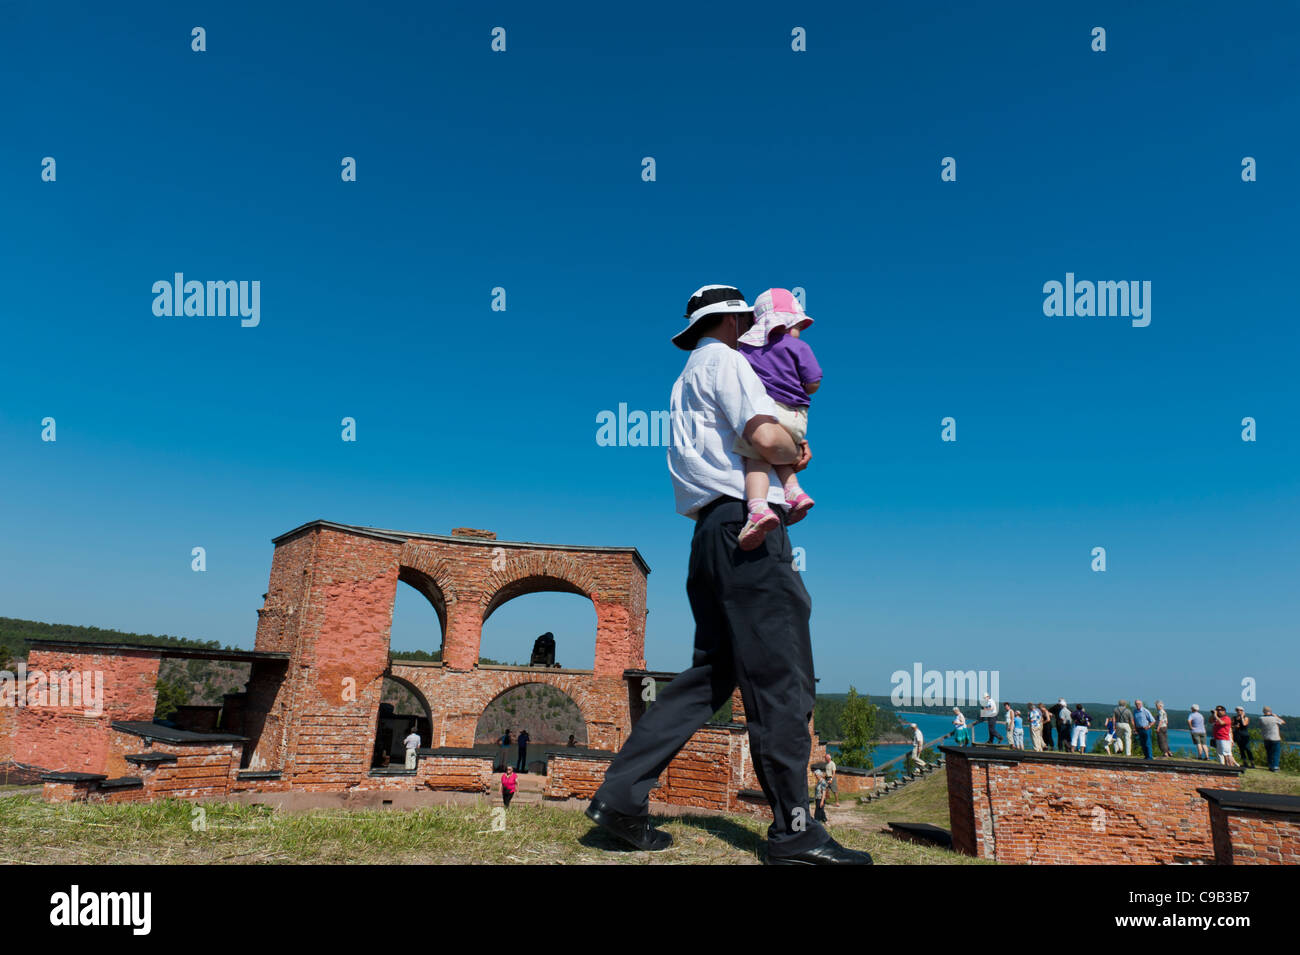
2, 2, 1297, 710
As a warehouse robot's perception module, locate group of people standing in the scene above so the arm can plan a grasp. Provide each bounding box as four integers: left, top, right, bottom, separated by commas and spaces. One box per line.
1186, 704, 1288, 770
949, 694, 1287, 770
496, 729, 531, 772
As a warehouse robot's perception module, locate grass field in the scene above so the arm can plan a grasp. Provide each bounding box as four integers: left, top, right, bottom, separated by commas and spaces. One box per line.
842, 769, 954, 830
1235, 768, 1300, 796
0, 792, 970, 865
3, 767, 1288, 866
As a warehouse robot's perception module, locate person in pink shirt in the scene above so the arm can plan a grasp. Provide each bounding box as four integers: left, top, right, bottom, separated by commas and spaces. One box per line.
501, 767, 518, 808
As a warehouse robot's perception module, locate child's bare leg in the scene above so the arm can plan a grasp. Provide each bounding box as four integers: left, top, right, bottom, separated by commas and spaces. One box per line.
777, 455, 815, 524
738, 457, 779, 550
774, 463, 798, 493
744, 456, 771, 503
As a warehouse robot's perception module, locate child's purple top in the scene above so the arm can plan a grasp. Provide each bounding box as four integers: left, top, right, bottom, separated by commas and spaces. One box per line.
738, 336, 823, 407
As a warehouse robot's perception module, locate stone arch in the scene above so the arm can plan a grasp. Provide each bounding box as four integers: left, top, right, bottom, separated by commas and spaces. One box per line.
372, 672, 434, 765
396, 563, 455, 643
481, 553, 600, 622
384, 672, 433, 723
474, 676, 592, 747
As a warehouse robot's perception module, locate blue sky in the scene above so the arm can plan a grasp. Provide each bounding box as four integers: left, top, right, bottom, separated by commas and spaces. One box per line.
2, 2, 1297, 710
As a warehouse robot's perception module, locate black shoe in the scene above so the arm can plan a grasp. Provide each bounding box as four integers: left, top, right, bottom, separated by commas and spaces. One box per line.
585, 797, 673, 851
766, 837, 873, 865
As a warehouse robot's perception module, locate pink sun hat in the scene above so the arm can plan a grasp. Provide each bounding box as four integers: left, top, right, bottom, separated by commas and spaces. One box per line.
738, 288, 814, 347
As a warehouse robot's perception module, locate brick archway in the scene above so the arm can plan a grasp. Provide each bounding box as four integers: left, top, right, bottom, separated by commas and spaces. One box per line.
473, 678, 589, 746
248, 521, 649, 783
396, 565, 452, 649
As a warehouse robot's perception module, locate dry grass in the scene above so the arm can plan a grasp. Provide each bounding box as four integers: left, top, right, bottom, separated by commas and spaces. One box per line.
0, 793, 970, 865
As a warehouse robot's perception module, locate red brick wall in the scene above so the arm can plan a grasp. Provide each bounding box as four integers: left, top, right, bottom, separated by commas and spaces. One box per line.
656, 724, 734, 811
13, 649, 160, 775
345, 755, 494, 794
240, 659, 289, 771
544, 722, 785, 819
390, 663, 631, 752
248, 522, 649, 787
945, 748, 1242, 864
546, 754, 612, 799
266, 528, 398, 788
1207, 803, 1300, 865
0, 691, 16, 763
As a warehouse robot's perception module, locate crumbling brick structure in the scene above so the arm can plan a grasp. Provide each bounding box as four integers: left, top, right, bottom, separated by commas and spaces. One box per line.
1200, 788, 1300, 864
18, 519, 821, 823
244, 521, 649, 785
944, 745, 1244, 864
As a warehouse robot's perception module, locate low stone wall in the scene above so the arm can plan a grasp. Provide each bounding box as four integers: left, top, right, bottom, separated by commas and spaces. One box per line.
1201, 788, 1300, 865
546, 752, 612, 800
43, 723, 245, 804
944, 745, 1243, 864
829, 768, 875, 796
655, 724, 735, 811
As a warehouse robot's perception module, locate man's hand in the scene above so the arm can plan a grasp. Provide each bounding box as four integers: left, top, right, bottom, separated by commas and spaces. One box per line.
792, 440, 812, 472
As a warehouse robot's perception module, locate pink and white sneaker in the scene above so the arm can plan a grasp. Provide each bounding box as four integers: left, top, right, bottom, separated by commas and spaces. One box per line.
784, 488, 815, 525
738, 504, 780, 550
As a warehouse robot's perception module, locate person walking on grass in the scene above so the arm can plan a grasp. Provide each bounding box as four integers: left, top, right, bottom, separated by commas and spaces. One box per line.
813, 769, 829, 823
584, 284, 869, 865
910, 723, 928, 768
1259, 706, 1286, 772
501, 766, 518, 809
824, 753, 839, 806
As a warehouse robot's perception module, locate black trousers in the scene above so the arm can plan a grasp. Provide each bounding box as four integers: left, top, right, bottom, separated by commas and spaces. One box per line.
1234, 732, 1254, 766
593, 496, 828, 855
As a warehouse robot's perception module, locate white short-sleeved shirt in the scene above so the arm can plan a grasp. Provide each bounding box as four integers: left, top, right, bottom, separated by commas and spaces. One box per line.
403, 733, 421, 750
667, 338, 787, 517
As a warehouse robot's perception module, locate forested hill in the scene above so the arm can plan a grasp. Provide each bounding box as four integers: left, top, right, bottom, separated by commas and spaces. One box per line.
0, 616, 232, 666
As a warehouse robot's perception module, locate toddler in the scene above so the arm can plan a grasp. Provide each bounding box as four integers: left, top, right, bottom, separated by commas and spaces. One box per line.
733, 288, 823, 549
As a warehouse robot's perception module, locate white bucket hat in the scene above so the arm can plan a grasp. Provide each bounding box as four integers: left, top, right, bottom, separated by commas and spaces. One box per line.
672, 284, 754, 350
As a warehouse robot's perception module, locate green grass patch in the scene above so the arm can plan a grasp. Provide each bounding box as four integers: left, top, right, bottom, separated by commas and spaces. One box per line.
0, 794, 966, 865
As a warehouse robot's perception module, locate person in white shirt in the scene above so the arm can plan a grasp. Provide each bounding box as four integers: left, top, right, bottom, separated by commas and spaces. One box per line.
402, 727, 421, 769
587, 284, 869, 866
824, 755, 839, 805
910, 723, 927, 768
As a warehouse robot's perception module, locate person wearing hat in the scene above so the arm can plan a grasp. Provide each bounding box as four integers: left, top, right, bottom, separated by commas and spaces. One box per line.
731, 288, 822, 550
585, 284, 870, 865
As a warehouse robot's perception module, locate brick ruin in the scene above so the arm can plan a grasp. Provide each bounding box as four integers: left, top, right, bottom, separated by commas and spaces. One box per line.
943, 745, 1252, 864
6, 520, 820, 817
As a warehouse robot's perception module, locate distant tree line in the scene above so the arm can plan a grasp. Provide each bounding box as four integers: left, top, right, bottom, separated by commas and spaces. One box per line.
0, 616, 231, 667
